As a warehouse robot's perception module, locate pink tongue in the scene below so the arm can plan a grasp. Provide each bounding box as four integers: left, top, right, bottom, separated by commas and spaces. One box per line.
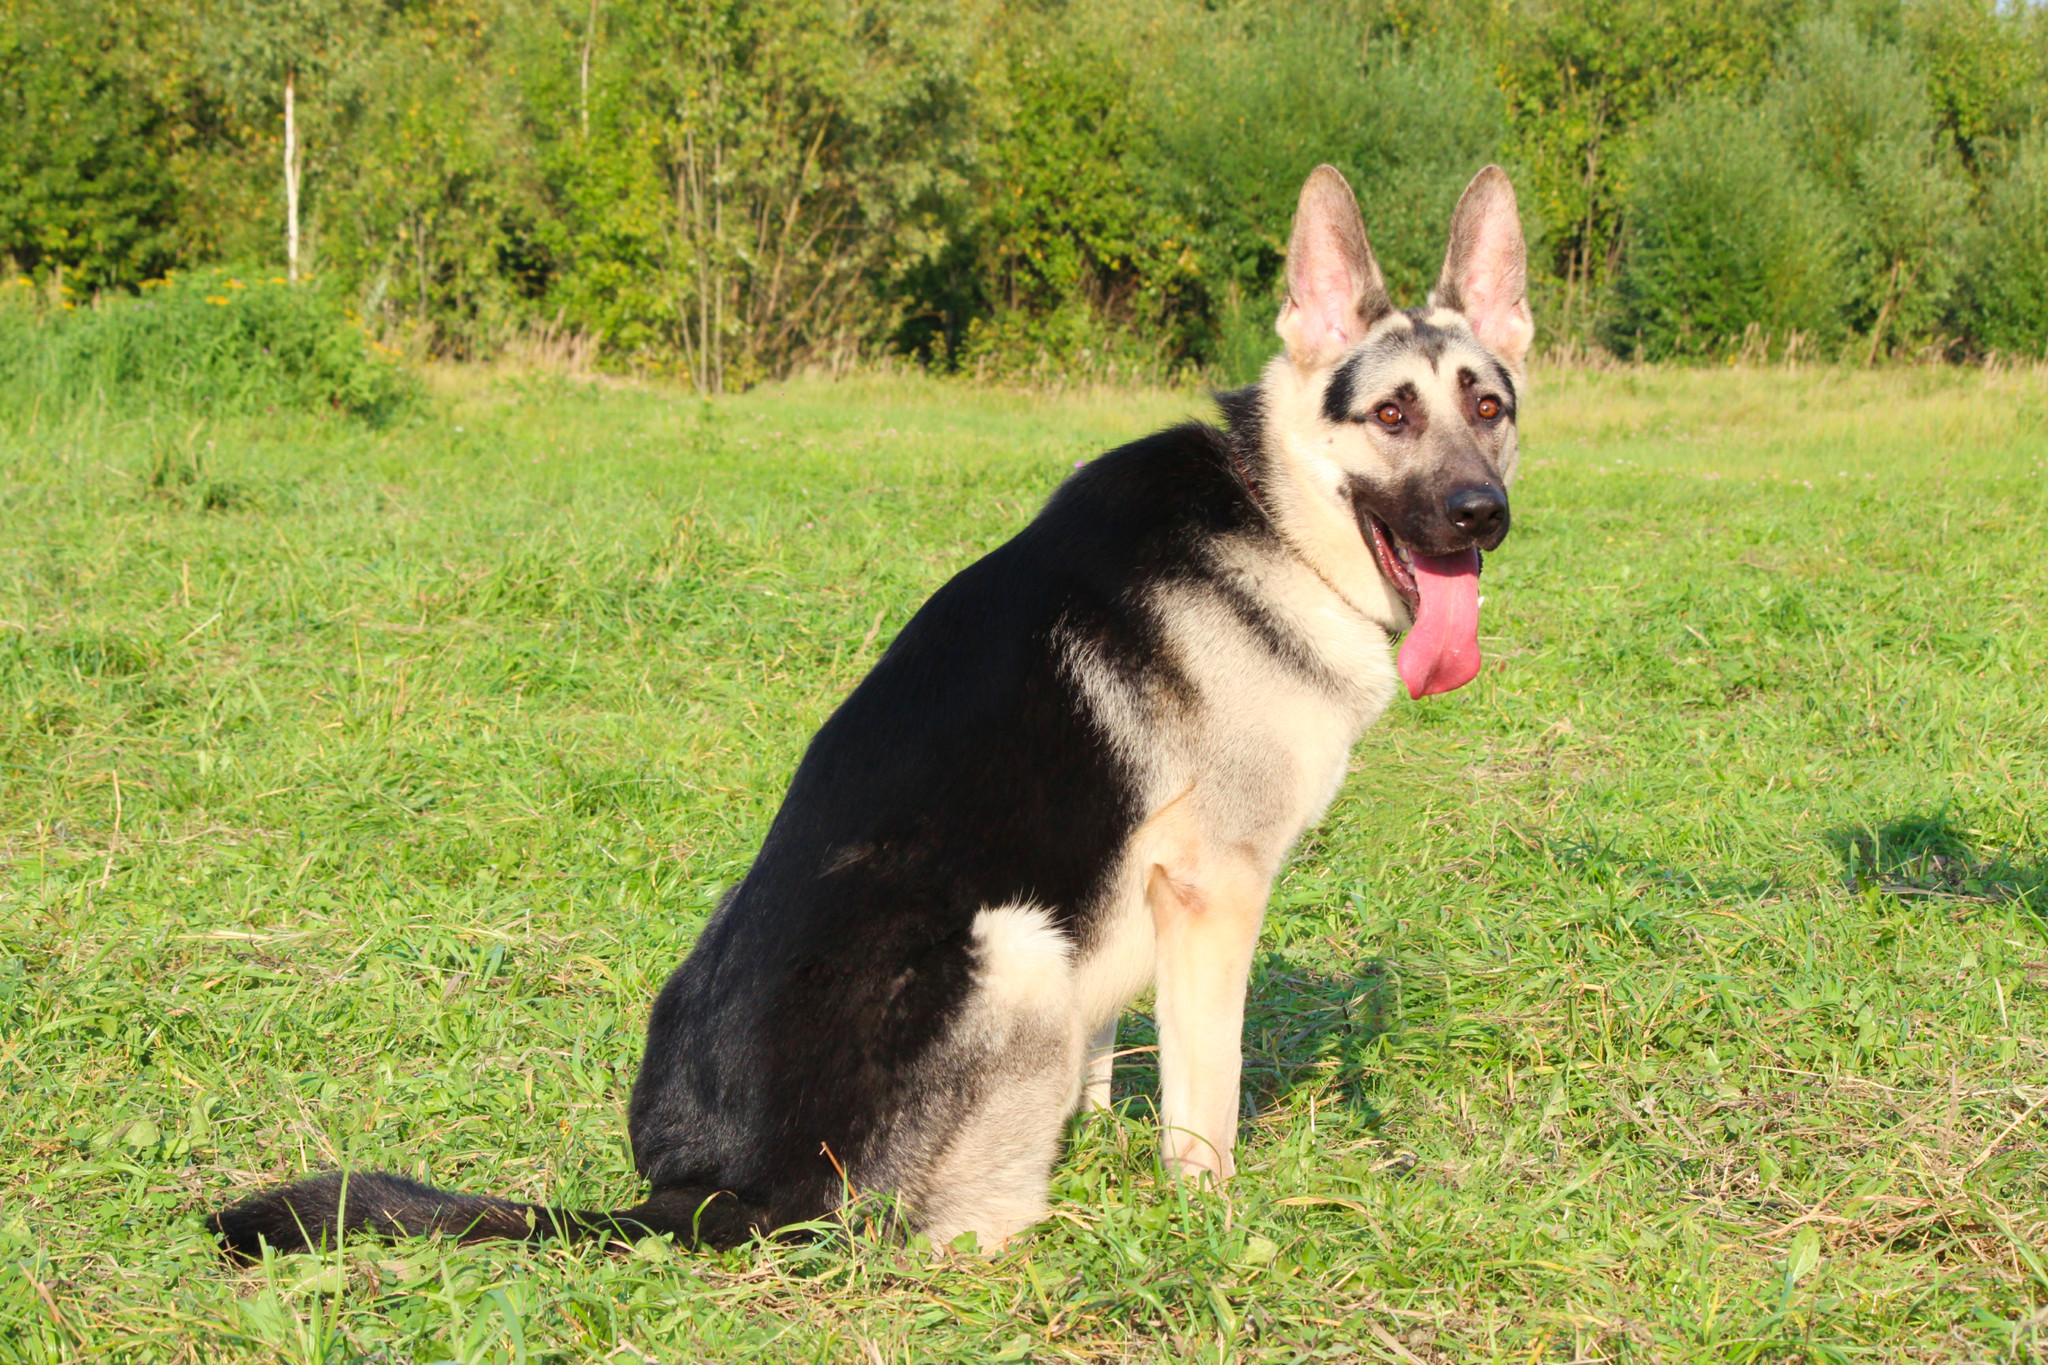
1396, 549, 1483, 699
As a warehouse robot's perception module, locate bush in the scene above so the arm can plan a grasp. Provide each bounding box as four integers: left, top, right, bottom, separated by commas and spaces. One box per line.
0, 5, 181, 292
1606, 97, 1846, 359
0, 270, 415, 425
1956, 131, 2048, 357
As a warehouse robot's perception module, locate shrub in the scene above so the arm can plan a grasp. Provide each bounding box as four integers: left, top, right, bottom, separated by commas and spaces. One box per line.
1956, 131, 2048, 357
0, 270, 415, 425
1605, 97, 1847, 360
1770, 18, 1966, 355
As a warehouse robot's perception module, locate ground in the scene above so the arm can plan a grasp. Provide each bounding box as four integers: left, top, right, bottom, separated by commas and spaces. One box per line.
1, 363, 2045, 1363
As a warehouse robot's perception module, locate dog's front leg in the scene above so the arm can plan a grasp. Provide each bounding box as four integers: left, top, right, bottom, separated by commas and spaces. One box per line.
1149, 855, 1267, 1183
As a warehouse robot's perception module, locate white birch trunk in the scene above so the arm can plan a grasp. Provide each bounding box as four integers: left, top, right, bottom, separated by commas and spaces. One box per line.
284, 68, 301, 284
580, 0, 598, 137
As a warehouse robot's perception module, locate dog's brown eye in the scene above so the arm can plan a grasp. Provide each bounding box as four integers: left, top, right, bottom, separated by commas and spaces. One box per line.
1476, 396, 1501, 420
1374, 403, 1402, 428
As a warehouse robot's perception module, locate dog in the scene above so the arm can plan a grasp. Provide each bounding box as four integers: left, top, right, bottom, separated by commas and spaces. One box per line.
210, 162, 1531, 1258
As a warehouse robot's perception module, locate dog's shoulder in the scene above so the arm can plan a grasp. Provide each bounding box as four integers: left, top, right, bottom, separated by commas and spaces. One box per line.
731, 416, 1268, 920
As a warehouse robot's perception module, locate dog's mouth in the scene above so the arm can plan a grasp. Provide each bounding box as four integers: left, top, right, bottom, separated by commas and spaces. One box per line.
1358, 510, 1484, 701
1364, 513, 1420, 613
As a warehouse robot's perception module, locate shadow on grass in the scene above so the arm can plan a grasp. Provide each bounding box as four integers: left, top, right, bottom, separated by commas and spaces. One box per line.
1527, 826, 1781, 906
1102, 957, 1401, 1125
1828, 806, 2046, 919
1240, 956, 1402, 1123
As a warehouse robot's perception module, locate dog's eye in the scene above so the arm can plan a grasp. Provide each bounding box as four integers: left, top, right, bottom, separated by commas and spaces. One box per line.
1374, 403, 1403, 428
1476, 396, 1501, 421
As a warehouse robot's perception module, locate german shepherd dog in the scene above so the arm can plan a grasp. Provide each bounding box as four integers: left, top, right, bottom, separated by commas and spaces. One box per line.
212, 163, 1532, 1257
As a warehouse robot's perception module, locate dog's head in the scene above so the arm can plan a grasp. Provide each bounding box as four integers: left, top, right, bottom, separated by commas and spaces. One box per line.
1259, 164, 1531, 699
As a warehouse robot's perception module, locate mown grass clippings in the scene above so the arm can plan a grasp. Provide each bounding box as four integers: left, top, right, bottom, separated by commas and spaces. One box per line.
0, 366, 2044, 1361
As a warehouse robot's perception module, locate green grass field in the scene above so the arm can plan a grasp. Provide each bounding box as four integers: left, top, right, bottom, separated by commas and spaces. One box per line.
3, 363, 2046, 1363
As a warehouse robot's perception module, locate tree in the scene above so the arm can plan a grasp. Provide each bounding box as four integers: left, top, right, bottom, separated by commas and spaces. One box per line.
205, 0, 360, 282
541, 0, 975, 389
1494, 0, 1804, 339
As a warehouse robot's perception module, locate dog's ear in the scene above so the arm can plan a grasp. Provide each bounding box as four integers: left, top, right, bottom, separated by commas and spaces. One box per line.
1277, 165, 1391, 370
1431, 165, 1534, 372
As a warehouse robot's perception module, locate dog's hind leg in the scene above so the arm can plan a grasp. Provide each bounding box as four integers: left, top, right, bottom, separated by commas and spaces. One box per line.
903, 904, 1084, 1250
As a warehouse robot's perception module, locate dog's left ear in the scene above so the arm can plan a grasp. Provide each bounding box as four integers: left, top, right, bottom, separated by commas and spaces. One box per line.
1430, 166, 1534, 372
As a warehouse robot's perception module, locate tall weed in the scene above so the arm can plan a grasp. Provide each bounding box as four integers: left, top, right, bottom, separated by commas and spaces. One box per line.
0, 269, 414, 425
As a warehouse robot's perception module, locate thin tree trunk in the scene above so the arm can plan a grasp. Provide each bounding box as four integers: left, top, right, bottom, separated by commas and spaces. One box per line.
1566, 129, 1602, 340
711, 68, 725, 394
579, 0, 598, 137
1865, 256, 1907, 367
679, 127, 713, 395
284, 68, 300, 284
414, 211, 429, 317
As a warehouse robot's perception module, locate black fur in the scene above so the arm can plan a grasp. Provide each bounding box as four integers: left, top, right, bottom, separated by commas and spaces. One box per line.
210, 1172, 771, 1257
1322, 353, 1362, 425
208, 412, 1276, 1258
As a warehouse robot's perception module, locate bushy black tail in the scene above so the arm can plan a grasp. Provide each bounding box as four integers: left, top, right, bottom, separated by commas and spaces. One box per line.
208, 1171, 773, 1259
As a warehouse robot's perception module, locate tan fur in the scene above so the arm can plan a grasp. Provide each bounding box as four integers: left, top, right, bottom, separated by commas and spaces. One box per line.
1258, 333, 1419, 634
1081, 1016, 1118, 1112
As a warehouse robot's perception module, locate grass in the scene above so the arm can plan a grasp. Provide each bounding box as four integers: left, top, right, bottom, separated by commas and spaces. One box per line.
0, 360, 2044, 1363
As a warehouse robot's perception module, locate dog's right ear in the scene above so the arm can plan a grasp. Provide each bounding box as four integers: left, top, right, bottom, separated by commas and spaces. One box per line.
1276, 165, 1392, 370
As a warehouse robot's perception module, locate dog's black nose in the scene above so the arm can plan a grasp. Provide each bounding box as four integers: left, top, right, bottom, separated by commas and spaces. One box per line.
1446, 484, 1508, 544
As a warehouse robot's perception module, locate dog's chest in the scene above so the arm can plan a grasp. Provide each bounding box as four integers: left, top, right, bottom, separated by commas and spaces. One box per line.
1064, 555, 1396, 1026
1162, 554, 1395, 832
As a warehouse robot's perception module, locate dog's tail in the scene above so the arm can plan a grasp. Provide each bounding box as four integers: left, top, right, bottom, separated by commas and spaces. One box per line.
208, 1170, 772, 1258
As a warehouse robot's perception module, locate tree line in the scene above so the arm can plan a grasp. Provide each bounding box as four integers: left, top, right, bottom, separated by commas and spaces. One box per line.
3, 0, 2046, 389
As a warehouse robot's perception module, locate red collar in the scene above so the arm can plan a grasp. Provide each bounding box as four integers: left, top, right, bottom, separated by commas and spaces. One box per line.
1226, 444, 1265, 513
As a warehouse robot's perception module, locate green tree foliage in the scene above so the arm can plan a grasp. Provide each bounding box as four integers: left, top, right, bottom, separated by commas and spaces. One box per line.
1772, 16, 1967, 358
519, 0, 977, 389
932, 11, 1200, 379
1144, 11, 1508, 379
0, 3, 182, 291
1492, 0, 1803, 335
316, 14, 538, 358
5, 0, 2048, 373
